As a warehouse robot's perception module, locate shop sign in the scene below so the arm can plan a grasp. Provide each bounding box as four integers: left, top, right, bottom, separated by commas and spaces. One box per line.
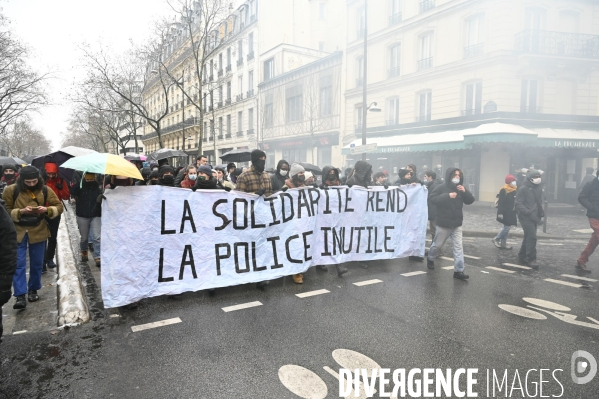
553, 140, 597, 148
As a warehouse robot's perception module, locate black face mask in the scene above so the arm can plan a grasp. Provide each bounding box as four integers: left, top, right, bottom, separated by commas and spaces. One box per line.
3, 172, 15, 182
253, 160, 266, 173
149, 180, 159, 185
295, 175, 305, 184
114, 179, 129, 187
83, 180, 97, 187
326, 174, 336, 181
160, 175, 174, 185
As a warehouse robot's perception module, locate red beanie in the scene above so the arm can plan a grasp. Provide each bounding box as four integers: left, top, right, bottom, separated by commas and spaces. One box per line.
45, 163, 58, 173
505, 174, 516, 184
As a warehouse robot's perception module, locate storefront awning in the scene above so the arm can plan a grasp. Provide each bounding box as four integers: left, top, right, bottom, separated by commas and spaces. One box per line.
534, 128, 599, 149
342, 123, 538, 154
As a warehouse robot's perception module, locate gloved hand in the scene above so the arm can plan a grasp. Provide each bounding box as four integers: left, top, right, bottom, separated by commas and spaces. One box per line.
321, 185, 328, 190
56, 182, 63, 190
255, 189, 266, 196
0, 289, 11, 307
312, 184, 318, 189
223, 186, 231, 192
347, 183, 353, 188
281, 187, 288, 192
96, 194, 106, 203
497, 214, 503, 220
383, 184, 389, 190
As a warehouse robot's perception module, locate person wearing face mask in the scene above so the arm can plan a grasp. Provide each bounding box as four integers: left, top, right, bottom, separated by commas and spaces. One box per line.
492, 174, 518, 250
372, 172, 386, 186
136, 167, 152, 186
70, 172, 102, 267
180, 165, 198, 189
147, 170, 160, 185
514, 170, 544, 269
42, 163, 71, 271
271, 160, 290, 193
346, 161, 372, 188
157, 166, 176, 187
2, 166, 63, 309
406, 164, 422, 185
397, 169, 413, 185
192, 165, 221, 191
427, 168, 475, 280
0, 164, 17, 198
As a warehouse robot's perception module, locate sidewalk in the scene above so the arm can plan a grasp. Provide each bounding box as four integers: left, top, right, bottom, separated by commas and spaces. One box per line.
460, 201, 591, 240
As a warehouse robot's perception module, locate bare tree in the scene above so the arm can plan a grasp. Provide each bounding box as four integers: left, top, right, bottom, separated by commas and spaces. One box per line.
2, 119, 52, 157
0, 15, 48, 137
60, 118, 105, 152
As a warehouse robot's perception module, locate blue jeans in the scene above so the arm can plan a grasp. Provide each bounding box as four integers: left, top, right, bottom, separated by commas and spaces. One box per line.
77, 216, 101, 259
428, 225, 465, 272
14, 233, 46, 296
495, 225, 512, 246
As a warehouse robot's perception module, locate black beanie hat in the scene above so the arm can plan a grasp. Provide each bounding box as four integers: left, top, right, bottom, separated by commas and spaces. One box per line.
3, 164, 17, 173
149, 170, 159, 179
19, 165, 40, 180
227, 162, 236, 170
158, 165, 175, 178
251, 149, 266, 163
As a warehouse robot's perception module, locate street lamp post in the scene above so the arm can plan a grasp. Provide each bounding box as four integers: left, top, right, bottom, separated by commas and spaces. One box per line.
361, 0, 368, 161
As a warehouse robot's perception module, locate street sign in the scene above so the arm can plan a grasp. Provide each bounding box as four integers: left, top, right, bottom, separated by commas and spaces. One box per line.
349, 143, 377, 155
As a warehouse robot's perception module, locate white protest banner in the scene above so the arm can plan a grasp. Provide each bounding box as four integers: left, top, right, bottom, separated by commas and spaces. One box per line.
101, 185, 428, 307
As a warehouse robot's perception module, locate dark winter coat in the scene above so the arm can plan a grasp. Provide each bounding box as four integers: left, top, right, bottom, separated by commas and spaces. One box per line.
271, 160, 290, 193
346, 161, 372, 188
429, 167, 475, 228
192, 177, 221, 191
0, 199, 17, 292
70, 181, 102, 218
514, 179, 544, 223
320, 166, 341, 188
426, 178, 443, 222
497, 187, 518, 226
578, 177, 599, 219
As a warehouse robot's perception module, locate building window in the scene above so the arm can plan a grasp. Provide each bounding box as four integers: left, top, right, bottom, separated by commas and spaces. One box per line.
388, 43, 401, 78
238, 75, 243, 95
264, 94, 273, 127
319, 2, 325, 19
226, 114, 231, 136
419, 0, 435, 14
464, 16, 484, 58
248, 70, 254, 90
218, 117, 223, 137
237, 40, 244, 65
320, 75, 333, 117
418, 91, 432, 122
418, 33, 433, 71
264, 58, 274, 81
387, 97, 399, 125
390, 0, 402, 25
248, 108, 254, 131
237, 111, 243, 133
227, 47, 232, 69
464, 82, 482, 116
319, 41, 325, 52
248, 32, 254, 57
282, 149, 305, 164
226, 81, 231, 101
521, 79, 539, 113
356, 56, 364, 87
355, 105, 363, 130
357, 6, 365, 39
286, 86, 302, 123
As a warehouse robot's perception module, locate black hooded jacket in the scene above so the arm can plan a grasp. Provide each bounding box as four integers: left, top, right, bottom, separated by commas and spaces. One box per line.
429, 167, 475, 228
426, 178, 443, 222
320, 166, 341, 188
271, 160, 290, 193
579, 177, 599, 219
0, 199, 17, 292
515, 171, 544, 223
346, 161, 372, 188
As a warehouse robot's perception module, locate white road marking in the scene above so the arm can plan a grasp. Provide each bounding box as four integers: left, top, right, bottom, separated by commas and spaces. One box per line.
499, 304, 547, 320
544, 279, 584, 288
573, 229, 593, 234
222, 301, 263, 312
486, 266, 515, 274
464, 254, 481, 260
296, 289, 330, 298
481, 271, 490, 274
441, 266, 455, 270
522, 298, 571, 312
279, 365, 328, 399
323, 366, 371, 399
588, 317, 599, 325
109, 314, 121, 318
561, 274, 598, 283
353, 279, 383, 287
439, 256, 454, 261
502, 263, 532, 270
538, 243, 564, 246
12, 330, 28, 335
401, 271, 427, 277
131, 317, 182, 332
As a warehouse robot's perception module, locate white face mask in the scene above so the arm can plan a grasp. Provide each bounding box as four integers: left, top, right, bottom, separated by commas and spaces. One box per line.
451, 178, 460, 185
279, 170, 288, 177
188, 174, 197, 181
510, 181, 517, 187
531, 177, 542, 185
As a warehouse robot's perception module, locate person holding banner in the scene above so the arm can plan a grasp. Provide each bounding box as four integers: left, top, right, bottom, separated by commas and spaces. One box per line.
157, 166, 176, 187
346, 161, 372, 188
426, 167, 475, 280
180, 165, 198, 189
271, 160, 290, 193
235, 150, 273, 290
192, 165, 224, 191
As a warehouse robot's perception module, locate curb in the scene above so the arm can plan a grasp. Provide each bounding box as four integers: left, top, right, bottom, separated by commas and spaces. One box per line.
56, 215, 90, 326
460, 230, 586, 240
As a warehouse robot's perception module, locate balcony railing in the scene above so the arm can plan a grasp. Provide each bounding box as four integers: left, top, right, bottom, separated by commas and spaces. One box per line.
226, 65, 231, 73
236, 94, 243, 102
520, 106, 542, 114
418, 57, 433, 71
237, 59, 244, 67
415, 115, 431, 122
515, 30, 599, 59
217, 101, 223, 108
225, 98, 231, 105
386, 119, 399, 126
209, 74, 214, 81
237, 131, 244, 137
218, 135, 224, 140
203, 137, 207, 142
461, 108, 482, 116
389, 13, 402, 26
419, 0, 435, 13
387, 67, 400, 78
218, 69, 223, 77
247, 51, 254, 61
355, 77, 363, 87
225, 133, 231, 139
247, 128, 255, 135
464, 43, 484, 59
247, 89, 255, 97
209, 105, 214, 111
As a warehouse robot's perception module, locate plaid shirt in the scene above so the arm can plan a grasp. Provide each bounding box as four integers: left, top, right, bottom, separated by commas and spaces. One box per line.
235, 166, 273, 196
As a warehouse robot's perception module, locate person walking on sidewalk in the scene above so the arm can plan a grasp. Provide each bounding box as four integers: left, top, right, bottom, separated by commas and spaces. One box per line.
42, 162, 71, 271
514, 170, 544, 270
426, 167, 475, 280
2, 166, 64, 309
70, 173, 103, 267
579, 167, 595, 212
492, 174, 518, 250
0, 199, 17, 342
575, 171, 599, 273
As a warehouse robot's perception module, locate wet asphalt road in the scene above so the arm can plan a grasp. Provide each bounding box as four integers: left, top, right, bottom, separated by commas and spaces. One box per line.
1, 236, 599, 398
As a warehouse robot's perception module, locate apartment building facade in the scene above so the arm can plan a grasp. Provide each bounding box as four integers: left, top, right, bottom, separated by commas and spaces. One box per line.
343, 0, 599, 202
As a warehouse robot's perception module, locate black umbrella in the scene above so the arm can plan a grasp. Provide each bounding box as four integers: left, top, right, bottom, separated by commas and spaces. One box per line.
298, 162, 322, 175
22, 155, 41, 164
0, 156, 26, 166
32, 146, 98, 181
147, 148, 188, 161
124, 154, 143, 161
219, 148, 254, 163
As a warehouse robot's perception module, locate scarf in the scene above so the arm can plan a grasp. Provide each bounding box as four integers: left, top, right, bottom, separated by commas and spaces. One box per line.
502, 184, 517, 194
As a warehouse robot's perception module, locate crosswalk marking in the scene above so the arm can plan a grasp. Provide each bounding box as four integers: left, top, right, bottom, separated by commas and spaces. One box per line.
131, 317, 182, 332
502, 263, 532, 270
539, 243, 564, 246
222, 301, 263, 312
441, 266, 455, 270
401, 271, 427, 277
439, 256, 454, 261
296, 289, 330, 298
353, 279, 383, 287
464, 254, 481, 260
560, 274, 598, 283
544, 279, 584, 288
486, 266, 515, 274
